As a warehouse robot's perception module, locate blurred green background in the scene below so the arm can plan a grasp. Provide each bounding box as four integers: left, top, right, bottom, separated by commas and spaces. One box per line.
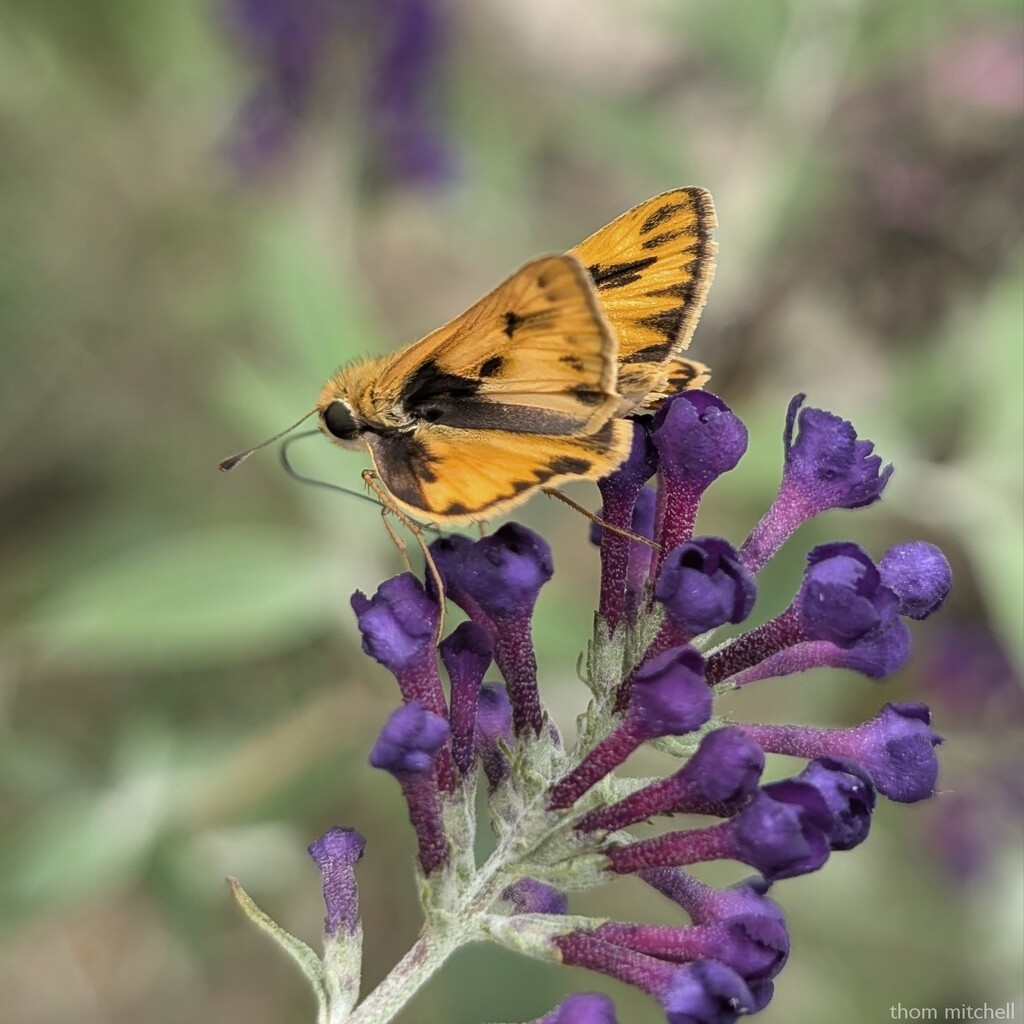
2, 1, 1022, 1022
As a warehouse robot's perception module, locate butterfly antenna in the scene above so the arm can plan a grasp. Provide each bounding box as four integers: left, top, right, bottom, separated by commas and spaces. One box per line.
218, 409, 318, 471
279, 431, 384, 509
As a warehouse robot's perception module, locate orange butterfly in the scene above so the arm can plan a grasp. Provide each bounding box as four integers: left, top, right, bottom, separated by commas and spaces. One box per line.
221, 188, 716, 526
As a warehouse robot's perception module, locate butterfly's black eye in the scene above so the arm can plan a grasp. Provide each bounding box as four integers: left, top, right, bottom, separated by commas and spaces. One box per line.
322, 401, 359, 440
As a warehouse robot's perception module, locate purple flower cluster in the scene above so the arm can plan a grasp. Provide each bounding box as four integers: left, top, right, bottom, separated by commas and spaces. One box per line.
309, 392, 948, 1023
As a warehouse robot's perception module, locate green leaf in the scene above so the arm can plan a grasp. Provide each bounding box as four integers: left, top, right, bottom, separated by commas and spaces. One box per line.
26, 525, 337, 670
229, 877, 330, 1020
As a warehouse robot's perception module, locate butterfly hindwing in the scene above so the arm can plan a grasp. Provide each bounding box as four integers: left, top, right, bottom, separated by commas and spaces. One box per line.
571, 187, 717, 405
363, 418, 633, 522
379, 254, 621, 435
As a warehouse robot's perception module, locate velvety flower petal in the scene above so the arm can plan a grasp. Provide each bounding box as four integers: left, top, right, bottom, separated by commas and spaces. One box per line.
630, 646, 710, 737
797, 542, 900, 647
730, 782, 833, 880
649, 393, 749, 568
369, 702, 450, 874
845, 702, 943, 802
661, 959, 755, 1024
651, 392, 749, 493
369, 701, 449, 777
432, 523, 553, 621
797, 757, 876, 850
656, 537, 757, 635
782, 395, 893, 511
352, 572, 440, 673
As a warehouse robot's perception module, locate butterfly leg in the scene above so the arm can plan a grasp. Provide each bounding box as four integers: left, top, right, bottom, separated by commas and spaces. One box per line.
361, 469, 447, 639
542, 487, 659, 549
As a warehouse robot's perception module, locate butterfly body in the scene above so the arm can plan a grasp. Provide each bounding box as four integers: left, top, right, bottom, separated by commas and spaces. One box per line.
313, 188, 717, 525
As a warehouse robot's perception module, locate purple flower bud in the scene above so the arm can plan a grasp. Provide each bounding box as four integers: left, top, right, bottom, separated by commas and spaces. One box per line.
475, 683, 513, 788
431, 524, 552, 734
369, 701, 449, 777
554, 932, 754, 1022
536, 993, 618, 1024
879, 542, 952, 620
592, 423, 659, 631
741, 395, 893, 573
578, 727, 764, 833
308, 826, 366, 937
351, 573, 446, 717
439, 620, 492, 776
661, 959, 756, 1024
596, 914, 789, 984
370, 702, 450, 874
502, 878, 568, 915
704, 544, 906, 686
739, 702, 943, 803
797, 543, 900, 647
548, 647, 710, 810
606, 781, 832, 882
797, 757, 876, 850
656, 537, 757, 637
727, 621, 912, 686
641, 870, 785, 927
650, 393, 748, 568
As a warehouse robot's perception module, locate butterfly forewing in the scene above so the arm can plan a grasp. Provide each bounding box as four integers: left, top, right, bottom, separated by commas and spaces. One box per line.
379, 254, 620, 434
571, 187, 717, 407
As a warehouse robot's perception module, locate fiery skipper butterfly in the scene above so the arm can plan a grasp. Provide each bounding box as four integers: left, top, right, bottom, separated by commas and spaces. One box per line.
221, 188, 716, 525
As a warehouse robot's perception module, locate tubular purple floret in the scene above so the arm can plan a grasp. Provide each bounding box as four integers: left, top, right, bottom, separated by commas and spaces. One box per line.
606, 780, 833, 882
548, 646, 710, 810
370, 702, 451, 874
649, 392, 749, 578
439, 620, 493, 776
740, 395, 893, 574
593, 421, 659, 631
351, 572, 448, 721
577, 727, 765, 833
553, 932, 756, 1023
640, 869, 785, 927
594, 913, 789, 984
308, 827, 366, 938
738, 702, 942, 803
430, 524, 553, 735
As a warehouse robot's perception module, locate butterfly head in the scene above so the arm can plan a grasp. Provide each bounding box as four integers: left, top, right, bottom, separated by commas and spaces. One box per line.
313, 361, 375, 451
317, 388, 363, 452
